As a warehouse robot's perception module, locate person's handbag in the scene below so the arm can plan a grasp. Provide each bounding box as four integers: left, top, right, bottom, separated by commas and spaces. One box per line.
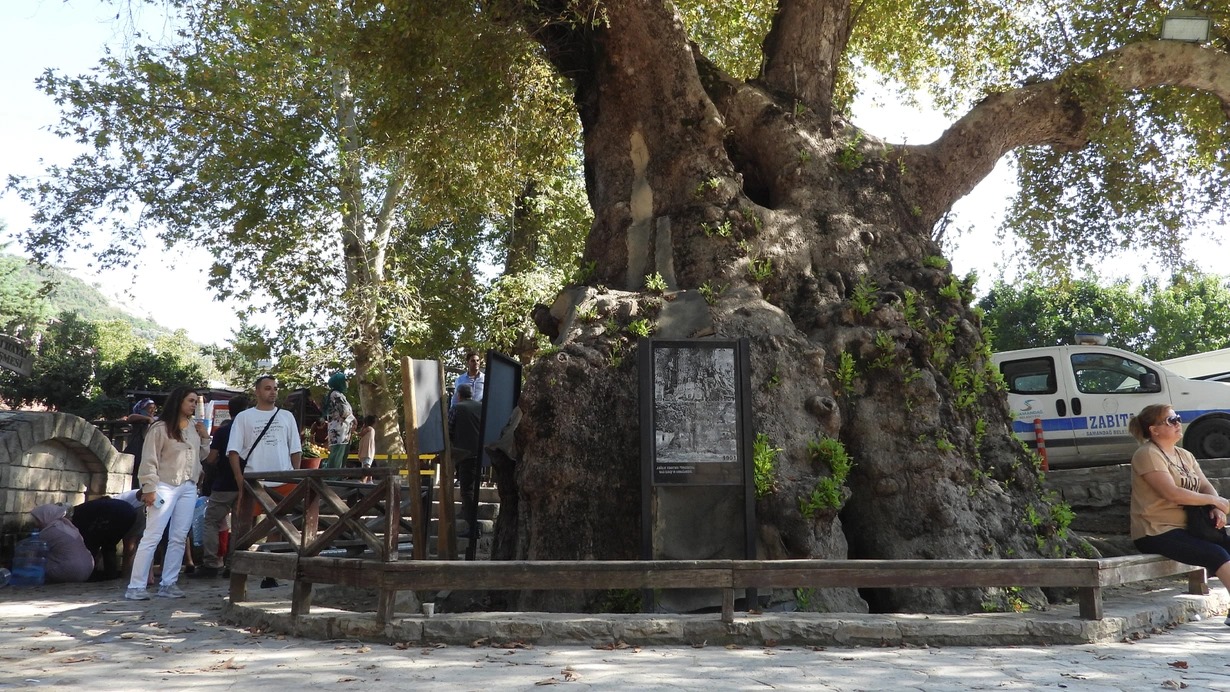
1185, 504, 1227, 542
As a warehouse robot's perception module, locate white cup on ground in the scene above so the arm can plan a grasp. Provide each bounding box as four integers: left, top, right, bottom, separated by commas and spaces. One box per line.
421, 602, 435, 617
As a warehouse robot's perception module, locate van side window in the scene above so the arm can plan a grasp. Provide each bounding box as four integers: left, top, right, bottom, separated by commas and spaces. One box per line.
1000, 357, 1056, 394
1070, 353, 1159, 394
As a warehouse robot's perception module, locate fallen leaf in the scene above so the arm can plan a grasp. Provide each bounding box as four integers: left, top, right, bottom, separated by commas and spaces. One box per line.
725, 644, 743, 650
592, 641, 629, 650
469, 638, 489, 648
492, 641, 532, 650
355, 646, 371, 654
337, 677, 358, 682
691, 641, 707, 649
205, 657, 245, 671
1169, 661, 1189, 669
1161, 681, 1188, 690
60, 656, 96, 664
534, 677, 560, 686
393, 642, 413, 650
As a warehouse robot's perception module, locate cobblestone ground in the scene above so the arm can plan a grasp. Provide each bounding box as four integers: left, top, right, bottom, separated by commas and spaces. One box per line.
4, 578, 1230, 690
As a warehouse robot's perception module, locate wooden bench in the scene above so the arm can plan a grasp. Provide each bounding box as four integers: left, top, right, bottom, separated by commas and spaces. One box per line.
228, 552, 1207, 625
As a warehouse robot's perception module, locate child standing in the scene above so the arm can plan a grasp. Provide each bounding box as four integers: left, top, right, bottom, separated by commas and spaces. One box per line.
357, 415, 377, 483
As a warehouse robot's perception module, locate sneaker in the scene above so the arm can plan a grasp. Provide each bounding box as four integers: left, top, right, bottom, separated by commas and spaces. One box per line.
260, 577, 279, 589
189, 566, 219, 579
124, 587, 150, 601
1224, 615, 1230, 627
156, 584, 186, 599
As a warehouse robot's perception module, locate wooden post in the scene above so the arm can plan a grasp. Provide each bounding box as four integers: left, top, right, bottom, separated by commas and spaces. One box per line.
403, 357, 426, 560
437, 361, 457, 560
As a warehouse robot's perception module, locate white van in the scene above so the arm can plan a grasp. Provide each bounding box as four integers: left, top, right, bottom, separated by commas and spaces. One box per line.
992, 344, 1230, 468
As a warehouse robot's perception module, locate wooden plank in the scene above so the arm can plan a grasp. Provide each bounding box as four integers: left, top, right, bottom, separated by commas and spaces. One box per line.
231, 551, 300, 580
721, 589, 734, 624
731, 559, 1103, 589
384, 479, 400, 562
404, 356, 427, 561
437, 362, 455, 559
1095, 558, 1199, 587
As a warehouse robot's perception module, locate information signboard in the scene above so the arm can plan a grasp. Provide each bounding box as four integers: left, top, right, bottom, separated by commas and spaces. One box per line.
0, 334, 32, 377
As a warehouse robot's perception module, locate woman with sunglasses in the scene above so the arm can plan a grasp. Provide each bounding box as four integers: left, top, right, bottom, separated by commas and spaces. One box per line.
1130, 403, 1230, 598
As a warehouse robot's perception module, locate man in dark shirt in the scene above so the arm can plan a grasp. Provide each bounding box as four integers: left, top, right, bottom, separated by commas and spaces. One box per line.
450, 384, 483, 539
71, 489, 143, 580
192, 395, 249, 578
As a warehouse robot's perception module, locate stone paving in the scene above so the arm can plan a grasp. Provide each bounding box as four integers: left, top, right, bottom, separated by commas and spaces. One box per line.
4, 576, 1230, 690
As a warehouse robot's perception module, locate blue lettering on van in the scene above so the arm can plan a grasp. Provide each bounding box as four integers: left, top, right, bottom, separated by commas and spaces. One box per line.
1087, 413, 1132, 430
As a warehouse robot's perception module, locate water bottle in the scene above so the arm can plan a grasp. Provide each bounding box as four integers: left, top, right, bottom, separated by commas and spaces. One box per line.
10, 530, 48, 586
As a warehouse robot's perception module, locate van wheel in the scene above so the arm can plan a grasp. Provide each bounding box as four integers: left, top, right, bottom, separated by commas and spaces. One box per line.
1186, 419, 1230, 459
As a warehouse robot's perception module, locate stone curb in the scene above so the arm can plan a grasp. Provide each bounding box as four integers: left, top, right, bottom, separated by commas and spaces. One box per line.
220, 580, 1230, 648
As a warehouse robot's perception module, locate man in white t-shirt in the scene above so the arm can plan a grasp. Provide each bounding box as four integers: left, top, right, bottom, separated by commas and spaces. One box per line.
225, 375, 300, 588
227, 375, 302, 477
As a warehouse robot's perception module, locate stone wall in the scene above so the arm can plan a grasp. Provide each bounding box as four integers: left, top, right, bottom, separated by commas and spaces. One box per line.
0, 412, 133, 558
1044, 458, 1230, 547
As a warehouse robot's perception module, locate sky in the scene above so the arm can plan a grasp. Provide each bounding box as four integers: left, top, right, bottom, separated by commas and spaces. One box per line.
0, 0, 251, 346
0, 1, 1221, 349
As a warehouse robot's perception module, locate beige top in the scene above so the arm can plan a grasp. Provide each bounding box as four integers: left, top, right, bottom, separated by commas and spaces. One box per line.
137, 420, 210, 494
1130, 442, 1205, 539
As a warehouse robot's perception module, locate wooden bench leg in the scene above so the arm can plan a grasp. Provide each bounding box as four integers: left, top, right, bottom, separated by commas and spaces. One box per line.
721, 588, 734, 624
1188, 568, 1210, 595
291, 580, 314, 617
229, 570, 248, 603
1078, 586, 1103, 620
377, 589, 396, 625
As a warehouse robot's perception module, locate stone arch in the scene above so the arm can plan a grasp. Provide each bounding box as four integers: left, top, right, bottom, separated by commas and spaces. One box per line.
0, 411, 134, 550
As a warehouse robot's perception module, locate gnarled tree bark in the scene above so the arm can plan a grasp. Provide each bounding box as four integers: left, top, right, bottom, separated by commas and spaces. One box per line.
492, 0, 1230, 614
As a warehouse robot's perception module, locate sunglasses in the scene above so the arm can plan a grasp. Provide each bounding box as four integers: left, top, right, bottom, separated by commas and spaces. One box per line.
1162, 415, 1182, 426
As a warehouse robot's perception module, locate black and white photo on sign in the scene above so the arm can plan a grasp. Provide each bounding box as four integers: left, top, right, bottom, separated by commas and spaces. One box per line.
653, 346, 738, 464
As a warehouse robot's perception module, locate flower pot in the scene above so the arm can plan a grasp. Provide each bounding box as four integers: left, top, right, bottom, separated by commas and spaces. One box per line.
301, 457, 322, 470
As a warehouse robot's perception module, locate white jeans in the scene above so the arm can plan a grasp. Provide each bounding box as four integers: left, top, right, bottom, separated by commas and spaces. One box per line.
127, 481, 197, 590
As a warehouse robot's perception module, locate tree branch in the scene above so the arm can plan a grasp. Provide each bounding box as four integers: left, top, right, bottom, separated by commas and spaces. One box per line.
760, 0, 851, 127
903, 41, 1230, 226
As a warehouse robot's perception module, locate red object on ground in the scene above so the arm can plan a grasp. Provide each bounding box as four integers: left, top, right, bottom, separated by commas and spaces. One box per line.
1033, 418, 1049, 471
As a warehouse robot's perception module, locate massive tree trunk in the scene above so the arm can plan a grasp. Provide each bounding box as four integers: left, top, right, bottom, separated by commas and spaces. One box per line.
494, 0, 1230, 614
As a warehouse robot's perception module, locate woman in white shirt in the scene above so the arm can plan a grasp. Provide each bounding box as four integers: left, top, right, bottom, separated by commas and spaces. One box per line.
124, 386, 210, 601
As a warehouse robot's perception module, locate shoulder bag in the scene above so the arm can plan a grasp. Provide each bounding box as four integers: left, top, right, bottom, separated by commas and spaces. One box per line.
1185, 504, 1227, 542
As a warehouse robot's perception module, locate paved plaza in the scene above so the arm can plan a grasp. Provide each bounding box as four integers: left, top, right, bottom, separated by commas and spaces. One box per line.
4, 577, 1230, 690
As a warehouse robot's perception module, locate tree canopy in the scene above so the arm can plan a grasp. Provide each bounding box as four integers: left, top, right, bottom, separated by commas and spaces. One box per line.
979, 272, 1230, 359
8, 1, 589, 446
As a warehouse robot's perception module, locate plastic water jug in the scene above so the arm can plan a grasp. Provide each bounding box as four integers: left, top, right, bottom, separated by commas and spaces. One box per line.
10, 530, 48, 586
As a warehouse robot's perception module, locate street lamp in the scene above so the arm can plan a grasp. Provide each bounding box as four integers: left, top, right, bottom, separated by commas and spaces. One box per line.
1161, 10, 1212, 42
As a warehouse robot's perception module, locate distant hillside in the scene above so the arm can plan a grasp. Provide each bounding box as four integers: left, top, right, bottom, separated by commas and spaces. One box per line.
8, 255, 178, 343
